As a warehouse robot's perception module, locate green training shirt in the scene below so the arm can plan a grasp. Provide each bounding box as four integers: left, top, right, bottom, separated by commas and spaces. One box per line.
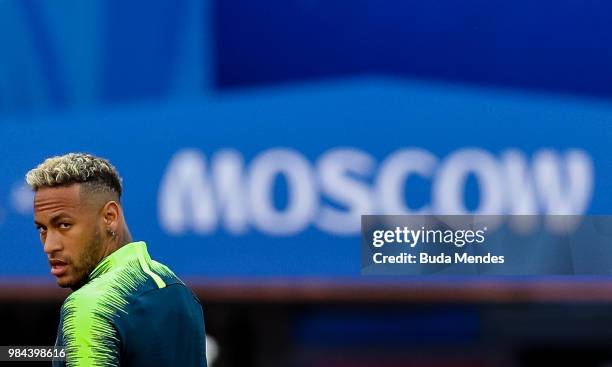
52, 241, 207, 366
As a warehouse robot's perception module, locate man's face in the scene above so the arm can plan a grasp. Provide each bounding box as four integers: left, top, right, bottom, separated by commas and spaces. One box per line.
33, 185, 105, 289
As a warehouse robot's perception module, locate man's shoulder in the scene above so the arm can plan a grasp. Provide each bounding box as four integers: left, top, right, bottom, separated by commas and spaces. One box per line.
130, 261, 198, 310
124, 261, 201, 318
149, 259, 183, 286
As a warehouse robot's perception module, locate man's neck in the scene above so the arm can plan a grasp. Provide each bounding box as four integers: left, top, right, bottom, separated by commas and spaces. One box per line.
100, 226, 133, 261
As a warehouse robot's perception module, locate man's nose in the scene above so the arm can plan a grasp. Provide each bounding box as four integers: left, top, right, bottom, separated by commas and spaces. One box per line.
43, 231, 63, 255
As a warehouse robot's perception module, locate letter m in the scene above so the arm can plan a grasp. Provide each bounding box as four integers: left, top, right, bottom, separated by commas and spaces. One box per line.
158, 149, 247, 235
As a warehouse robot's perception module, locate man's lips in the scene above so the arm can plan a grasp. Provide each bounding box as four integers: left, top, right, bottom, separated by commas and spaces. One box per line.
49, 259, 68, 277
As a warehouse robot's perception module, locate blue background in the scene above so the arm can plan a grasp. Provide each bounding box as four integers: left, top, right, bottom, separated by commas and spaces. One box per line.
1, 0, 611, 283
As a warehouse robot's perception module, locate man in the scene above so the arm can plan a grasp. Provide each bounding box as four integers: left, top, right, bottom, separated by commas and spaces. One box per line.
27, 153, 207, 366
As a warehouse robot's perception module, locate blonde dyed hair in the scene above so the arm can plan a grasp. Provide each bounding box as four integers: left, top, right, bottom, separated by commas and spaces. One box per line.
26, 153, 123, 198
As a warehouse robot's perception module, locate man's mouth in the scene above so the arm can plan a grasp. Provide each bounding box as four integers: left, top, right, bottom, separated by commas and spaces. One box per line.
49, 259, 68, 277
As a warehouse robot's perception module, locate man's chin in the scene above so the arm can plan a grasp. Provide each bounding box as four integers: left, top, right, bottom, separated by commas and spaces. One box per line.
56, 274, 86, 290
56, 277, 74, 289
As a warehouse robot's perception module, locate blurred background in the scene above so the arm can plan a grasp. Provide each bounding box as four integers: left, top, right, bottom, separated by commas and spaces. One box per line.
2, 0, 612, 366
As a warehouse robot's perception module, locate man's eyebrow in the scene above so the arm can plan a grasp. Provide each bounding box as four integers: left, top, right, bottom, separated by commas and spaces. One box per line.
48, 213, 74, 225
34, 213, 75, 227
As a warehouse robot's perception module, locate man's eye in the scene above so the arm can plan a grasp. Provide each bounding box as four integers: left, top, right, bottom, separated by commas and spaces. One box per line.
58, 223, 71, 229
36, 226, 47, 234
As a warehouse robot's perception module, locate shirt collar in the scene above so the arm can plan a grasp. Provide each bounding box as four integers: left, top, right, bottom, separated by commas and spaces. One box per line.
88, 241, 149, 280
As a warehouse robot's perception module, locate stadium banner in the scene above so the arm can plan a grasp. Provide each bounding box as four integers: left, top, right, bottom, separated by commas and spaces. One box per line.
1, 79, 611, 282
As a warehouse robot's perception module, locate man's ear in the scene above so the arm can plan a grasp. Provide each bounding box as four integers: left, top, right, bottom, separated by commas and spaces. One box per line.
102, 201, 121, 231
